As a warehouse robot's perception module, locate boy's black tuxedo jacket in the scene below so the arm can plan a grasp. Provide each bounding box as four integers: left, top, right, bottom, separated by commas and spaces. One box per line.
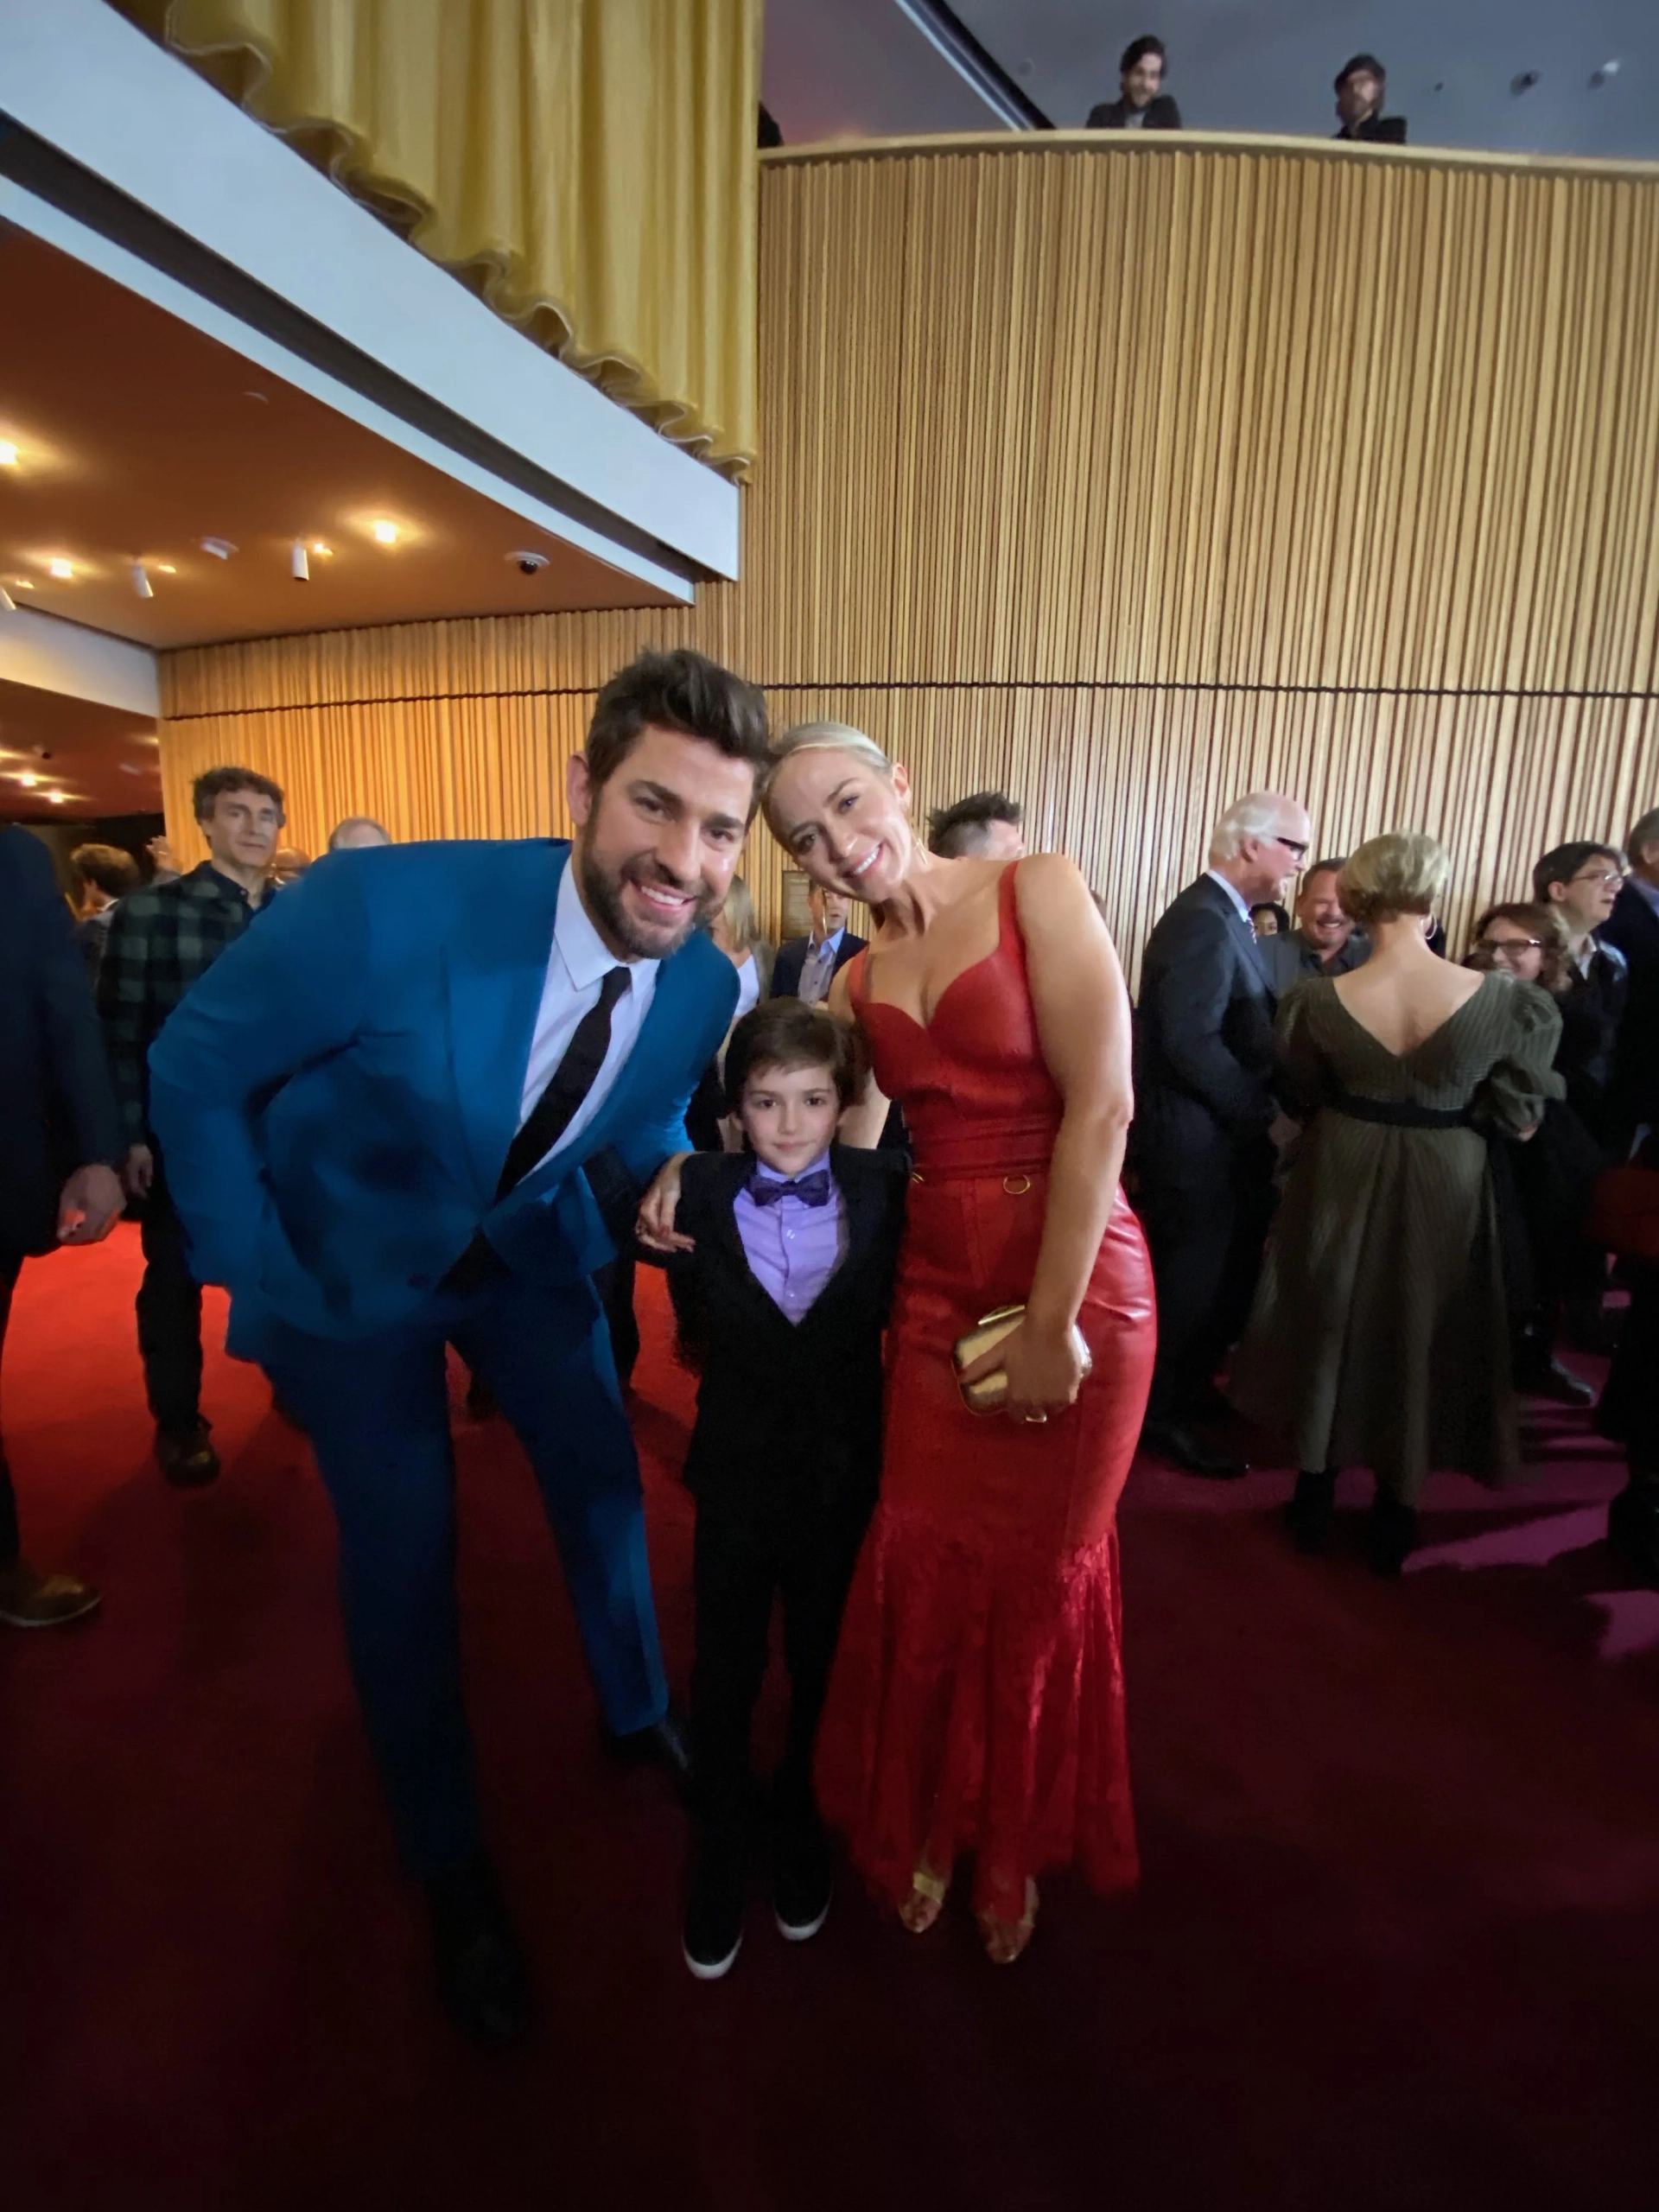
666, 1144, 909, 1517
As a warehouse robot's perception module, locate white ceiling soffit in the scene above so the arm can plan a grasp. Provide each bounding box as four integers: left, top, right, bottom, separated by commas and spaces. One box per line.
0, 606, 158, 721
953, 0, 1659, 159
0, 0, 737, 590
762, 0, 1020, 143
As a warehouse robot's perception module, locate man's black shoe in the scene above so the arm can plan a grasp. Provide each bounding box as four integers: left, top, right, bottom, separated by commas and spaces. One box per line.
1365, 1493, 1419, 1580
1284, 1469, 1338, 1554
605, 1706, 694, 1794
1518, 1354, 1596, 1408
1607, 1479, 1659, 1586
156, 1419, 219, 1489
683, 1828, 747, 1980
772, 1810, 833, 1942
425, 1857, 529, 2048
1140, 1419, 1248, 1480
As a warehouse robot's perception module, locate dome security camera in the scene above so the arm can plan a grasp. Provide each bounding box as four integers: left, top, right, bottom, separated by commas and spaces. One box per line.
510, 550, 550, 576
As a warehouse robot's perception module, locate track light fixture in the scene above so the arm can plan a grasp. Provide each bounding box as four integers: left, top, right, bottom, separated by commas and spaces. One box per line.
0, 586, 14, 613
291, 539, 310, 582
132, 563, 154, 599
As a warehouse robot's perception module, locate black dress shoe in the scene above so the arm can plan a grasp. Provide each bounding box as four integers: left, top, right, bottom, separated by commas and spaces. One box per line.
1607, 1479, 1659, 1585
606, 1706, 694, 1794
1517, 1354, 1596, 1408
772, 1808, 833, 1942
156, 1419, 219, 1489
1140, 1420, 1248, 1480
1365, 1493, 1419, 1579
425, 1857, 529, 2048
683, 1825, 747, 1980
1284, 1469, 1338, 1554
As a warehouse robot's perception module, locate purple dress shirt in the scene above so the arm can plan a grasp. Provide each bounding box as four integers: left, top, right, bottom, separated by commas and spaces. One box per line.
733, 1150, 848, 1324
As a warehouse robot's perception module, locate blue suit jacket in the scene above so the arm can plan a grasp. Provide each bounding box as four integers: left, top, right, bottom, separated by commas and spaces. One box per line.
148, 839, 736, 1354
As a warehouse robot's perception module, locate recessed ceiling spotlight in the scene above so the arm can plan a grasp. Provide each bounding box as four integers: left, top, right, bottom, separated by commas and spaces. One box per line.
1590, 60, 1620, 89
312, 542, 334, 556
132, 563, 154, 599
46, 791, 67, 805
120, 761, 146, 776
510, 550, 550, 575
245, 390, 270, 404
371, 520, 400, 545
11, 578, 33, 590
200, 537, 238, 560
16, 772, 39, 788
0, 442, 16, 467
291, 539, 310, 582
154, 563, 177, 575
47, 559, 73, 580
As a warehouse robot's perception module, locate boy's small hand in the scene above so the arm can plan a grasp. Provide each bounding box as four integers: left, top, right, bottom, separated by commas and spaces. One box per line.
636, 1152, 695, 1255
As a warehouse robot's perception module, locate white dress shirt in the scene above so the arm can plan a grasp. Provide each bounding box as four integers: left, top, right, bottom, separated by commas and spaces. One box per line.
732, 952, 761, 1023
515, 861, 659, 1179
1205, 868, 1255, 932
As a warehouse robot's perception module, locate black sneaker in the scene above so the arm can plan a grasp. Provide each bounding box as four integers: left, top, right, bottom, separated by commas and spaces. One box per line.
773, 1810, 833, 1943
156, 1419, 219, 1489
683, 1831, 747, 1981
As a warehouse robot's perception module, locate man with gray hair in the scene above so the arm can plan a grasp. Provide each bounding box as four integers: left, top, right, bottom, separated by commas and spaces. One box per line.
1603, 804, 1659, 1144
1130, 790, 1310, 1476
328, 817, 392, 852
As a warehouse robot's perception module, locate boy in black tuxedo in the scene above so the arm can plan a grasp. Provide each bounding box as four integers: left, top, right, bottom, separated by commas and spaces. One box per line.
664, 999, 907, 1979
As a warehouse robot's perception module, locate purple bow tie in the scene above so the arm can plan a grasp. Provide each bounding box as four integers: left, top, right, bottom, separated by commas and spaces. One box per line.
748, 1168, 833, 1208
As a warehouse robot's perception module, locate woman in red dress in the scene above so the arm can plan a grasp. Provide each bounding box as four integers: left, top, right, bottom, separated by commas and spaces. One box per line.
766, 722, 1154, 1963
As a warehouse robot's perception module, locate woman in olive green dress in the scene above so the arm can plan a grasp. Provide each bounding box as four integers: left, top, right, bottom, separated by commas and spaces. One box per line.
1236, 834, 1562, 1574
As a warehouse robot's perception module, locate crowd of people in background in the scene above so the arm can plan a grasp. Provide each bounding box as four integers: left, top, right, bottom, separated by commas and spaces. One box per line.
3, 652, 1656, 2041
1087, 39, 1408, 144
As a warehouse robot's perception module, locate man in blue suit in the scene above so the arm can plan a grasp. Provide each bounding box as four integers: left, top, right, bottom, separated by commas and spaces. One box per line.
149, 651, 770, 2043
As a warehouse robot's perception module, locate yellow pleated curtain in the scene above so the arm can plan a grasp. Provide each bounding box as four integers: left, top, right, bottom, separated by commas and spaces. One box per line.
114, 0, 760, 472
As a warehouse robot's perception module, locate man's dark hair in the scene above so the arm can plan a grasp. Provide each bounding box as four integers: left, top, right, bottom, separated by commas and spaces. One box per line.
1302, 855, 1348, 888
927, 790, 1025, 858
723, 999, 855, 1116
1121, 35, 1166, 75
1334, 52, 1385, 93
70, 842, 141, 900
1532, 840, 1623, 903
192, 766, 286, 823
1626, 806, 1659, 863
585, 649, 770, 796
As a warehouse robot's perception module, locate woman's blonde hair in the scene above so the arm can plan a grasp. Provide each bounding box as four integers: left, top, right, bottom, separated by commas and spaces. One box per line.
1338, 833, 1451, 927
761, 720, 894, 832
719, 873, 763, 957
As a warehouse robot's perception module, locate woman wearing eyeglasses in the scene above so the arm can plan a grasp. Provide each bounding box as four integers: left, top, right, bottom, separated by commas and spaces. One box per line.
1233, 836, 1562, 1574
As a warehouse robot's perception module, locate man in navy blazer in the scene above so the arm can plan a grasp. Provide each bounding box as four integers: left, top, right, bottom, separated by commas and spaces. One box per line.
1130, 792, 1310, 1478
770, 883, 864, 1003
149, 651, 770, 2044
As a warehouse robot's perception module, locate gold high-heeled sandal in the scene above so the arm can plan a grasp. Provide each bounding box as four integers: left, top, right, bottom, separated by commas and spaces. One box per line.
977, 1879, 1039, 1966
898, 1866, 949, 1935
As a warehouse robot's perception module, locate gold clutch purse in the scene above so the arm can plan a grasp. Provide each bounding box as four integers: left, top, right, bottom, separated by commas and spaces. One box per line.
951, 1303, 1092, 1414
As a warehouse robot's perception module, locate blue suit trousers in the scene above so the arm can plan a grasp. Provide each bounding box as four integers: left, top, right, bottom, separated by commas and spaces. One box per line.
263, 1268, 667, 1877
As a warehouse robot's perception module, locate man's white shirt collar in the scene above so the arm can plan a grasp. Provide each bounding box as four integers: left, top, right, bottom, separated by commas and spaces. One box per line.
1205, 869, 1255, 931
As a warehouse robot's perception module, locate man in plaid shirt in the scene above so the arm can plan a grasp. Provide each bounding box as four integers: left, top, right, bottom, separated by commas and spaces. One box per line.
99, 766, 285, 1485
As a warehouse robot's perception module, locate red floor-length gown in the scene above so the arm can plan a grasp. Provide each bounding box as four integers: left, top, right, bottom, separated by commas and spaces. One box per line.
815, 863, 1157, 1922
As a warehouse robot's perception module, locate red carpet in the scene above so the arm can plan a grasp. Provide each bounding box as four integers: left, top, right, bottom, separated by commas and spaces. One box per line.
5, 1224, 1659, 2211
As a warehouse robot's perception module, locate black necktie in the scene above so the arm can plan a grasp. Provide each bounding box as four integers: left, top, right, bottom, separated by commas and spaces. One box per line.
497, 967, 630, 1198
747, 1168, 833, 1208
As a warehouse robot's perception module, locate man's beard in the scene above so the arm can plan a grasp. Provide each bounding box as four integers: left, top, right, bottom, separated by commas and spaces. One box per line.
578, 842, 717, 961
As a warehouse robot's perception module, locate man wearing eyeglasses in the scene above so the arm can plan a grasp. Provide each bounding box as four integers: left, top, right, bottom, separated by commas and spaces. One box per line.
1132, 791, 1311, 1478
1534, 841, 1631, 1348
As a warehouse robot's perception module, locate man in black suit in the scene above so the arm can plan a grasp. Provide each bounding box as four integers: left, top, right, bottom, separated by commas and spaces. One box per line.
1132, 791, 1311, 1476
1087, 35, 1182, 130
1333, 54, 1407, 143
0, 829, 126, 1626
772, 885, 864, 1005
1602, 805, 1659, 1148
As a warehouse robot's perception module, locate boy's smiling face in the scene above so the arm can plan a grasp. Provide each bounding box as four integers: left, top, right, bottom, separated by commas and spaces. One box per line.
737, 1059, 842, 1179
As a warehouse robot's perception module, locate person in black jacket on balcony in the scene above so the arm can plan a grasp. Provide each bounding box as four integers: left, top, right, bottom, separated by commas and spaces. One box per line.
1087, 36, 1182, 131
1333, 54, 1407, 143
